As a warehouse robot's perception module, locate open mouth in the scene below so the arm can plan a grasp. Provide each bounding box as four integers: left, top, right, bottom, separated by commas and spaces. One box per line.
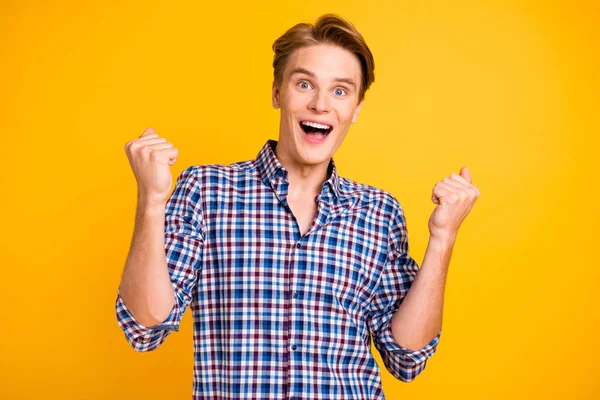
299, 120, 333, 137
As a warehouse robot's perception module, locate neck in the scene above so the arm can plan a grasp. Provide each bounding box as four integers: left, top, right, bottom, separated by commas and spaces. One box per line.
274, 143, 331, 199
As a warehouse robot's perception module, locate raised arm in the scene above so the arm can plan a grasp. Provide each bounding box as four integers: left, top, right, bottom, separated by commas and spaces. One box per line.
118, 127, 179, 327
116, 128, 205, 352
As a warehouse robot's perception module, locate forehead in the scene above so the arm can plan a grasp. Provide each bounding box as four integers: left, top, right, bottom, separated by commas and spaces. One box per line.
283, 44, 361, 83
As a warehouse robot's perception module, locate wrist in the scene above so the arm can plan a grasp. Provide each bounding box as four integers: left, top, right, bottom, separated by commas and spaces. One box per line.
136, 195, 166, 215
429, 232, 457, 248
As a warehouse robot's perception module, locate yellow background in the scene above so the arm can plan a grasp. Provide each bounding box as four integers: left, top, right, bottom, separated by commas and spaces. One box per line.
1, 0, 598, 398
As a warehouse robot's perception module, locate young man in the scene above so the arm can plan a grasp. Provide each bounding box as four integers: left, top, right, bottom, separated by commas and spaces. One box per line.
116, 14, 480, 399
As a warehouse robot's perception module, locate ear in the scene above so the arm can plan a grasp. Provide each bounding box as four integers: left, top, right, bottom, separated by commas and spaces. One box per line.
351, 99, 364, 124
272, 81, 280, 109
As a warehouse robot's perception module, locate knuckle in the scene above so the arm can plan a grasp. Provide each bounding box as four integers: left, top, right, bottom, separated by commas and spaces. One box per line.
141, 145, 152, 154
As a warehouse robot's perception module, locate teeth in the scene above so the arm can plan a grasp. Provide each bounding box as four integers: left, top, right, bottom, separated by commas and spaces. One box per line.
301, 121, 331, 130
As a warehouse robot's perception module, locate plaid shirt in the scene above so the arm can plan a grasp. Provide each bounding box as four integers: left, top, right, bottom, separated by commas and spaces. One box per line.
115, 139, 442, 399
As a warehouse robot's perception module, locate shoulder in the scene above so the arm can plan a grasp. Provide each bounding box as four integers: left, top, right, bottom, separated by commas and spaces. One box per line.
338, 176, 404, 216
176, 159, 260, 184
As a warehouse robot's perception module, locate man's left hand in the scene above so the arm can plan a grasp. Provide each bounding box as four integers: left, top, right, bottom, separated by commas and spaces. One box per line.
428, 167, 480, 240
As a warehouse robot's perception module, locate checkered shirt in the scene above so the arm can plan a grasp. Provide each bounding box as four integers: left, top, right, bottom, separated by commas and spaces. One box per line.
115, 139, 442, 399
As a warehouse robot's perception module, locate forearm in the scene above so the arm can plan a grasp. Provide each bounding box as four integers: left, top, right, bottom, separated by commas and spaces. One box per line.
390, 234, 455, 350
118, 199, 175, 327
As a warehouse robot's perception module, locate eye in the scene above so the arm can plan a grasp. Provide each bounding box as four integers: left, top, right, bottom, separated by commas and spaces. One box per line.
334, 88, 347, 96
299, 81, 311, 90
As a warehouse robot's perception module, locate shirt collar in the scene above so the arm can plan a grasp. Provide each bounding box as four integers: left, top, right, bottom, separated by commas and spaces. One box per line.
255, 139, 341, 201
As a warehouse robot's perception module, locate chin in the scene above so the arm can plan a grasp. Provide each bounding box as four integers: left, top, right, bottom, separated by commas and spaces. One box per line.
299, 154, 330, 166
295, 143, 334, 165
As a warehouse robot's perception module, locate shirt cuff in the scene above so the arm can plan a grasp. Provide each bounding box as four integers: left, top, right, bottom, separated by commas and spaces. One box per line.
115, 288, 181, 345
377, 317, 442, 364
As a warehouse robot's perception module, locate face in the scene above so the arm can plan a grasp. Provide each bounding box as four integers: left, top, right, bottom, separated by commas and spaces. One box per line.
272, 44, 364, 170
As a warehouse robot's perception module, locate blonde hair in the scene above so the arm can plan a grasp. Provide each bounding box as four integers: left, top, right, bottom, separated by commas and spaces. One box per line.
272, 14, 375, 103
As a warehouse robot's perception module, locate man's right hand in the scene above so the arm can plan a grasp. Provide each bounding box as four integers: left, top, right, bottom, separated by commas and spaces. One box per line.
124, 127, 179, 207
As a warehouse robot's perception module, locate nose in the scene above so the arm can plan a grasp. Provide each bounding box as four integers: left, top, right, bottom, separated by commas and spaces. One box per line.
308, 89, 330, 113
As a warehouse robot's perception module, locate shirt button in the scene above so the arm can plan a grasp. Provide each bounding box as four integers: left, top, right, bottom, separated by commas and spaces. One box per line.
291, 344, 297, 351
296, 242, 301, 249
293, 292, 299, 299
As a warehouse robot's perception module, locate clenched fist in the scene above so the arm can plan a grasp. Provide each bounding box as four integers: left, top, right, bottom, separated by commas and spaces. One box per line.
124, 127, 179, 207
428, 167, 480, 240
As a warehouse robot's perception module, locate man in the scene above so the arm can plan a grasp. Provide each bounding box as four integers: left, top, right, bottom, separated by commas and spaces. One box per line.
116, 13, 480, 399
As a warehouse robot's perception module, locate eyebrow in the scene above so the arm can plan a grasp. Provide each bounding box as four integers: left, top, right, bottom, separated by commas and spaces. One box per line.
289, 67, 357, 88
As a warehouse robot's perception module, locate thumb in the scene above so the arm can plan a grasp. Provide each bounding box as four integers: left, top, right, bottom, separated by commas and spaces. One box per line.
460, 166, 472, 184
162, 148, 178, 165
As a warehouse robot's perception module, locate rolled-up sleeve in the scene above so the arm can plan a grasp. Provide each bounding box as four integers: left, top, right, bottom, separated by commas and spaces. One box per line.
115, 166, 205, 352
367, 201, 442, 382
